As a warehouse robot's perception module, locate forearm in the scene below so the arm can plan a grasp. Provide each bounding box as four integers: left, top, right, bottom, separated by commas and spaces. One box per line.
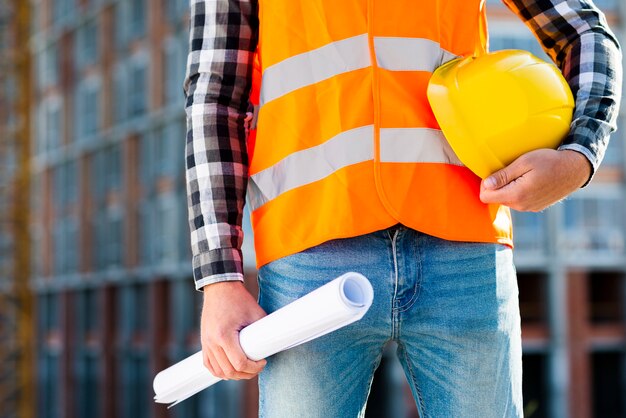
503, 0, 623, 181
559, 30, 622, 178
184, 0, 259, 290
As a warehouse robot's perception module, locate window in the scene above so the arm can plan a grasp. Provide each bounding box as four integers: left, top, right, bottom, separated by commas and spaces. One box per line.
75, 79, 102, 141
522, 353, 549, 418
91, 207, 124, 270
588, 272, 623, 324
511, 210, 547, 254
114, 57, 148, 121
164, 0, 188, 24
157, 193, 179, 264
54, 161, 77, 210
105, 144, 122, 192
47, 101, 62, 151
489, 33, 550, 62
601, 119, 624, 169
118, 284, 150, 418
38, 293, 61, 418
196, 381, 243, 418
52, 161, 79, 275
37, 97, 63, 155
38, 43, 59, 90
65, 218, 79, 273
162, 118, 185, 177
169, 280, 199, 347
139, 194, 179, 266
518, 273, 547, 324
561, 193, 625, 256
39, 352, 61, 418
592, 352, 625, 418
593, 0, 618, 11
75, 19, 100, 69
139, 200, 154, 264
52, 0, 75, 26
129, 0, 147, 39
90, 144, 124, 271
116, 0, 147, 48
45, 293, 60, 332
139, 130, 182, 266
92, 208, 107, 270
106, 212, 123, 267
163, 36, 186, 105
74, 289, 101, 418
53, 218, 79, 275
113, 64, 128, 124
128, 60, 147, 117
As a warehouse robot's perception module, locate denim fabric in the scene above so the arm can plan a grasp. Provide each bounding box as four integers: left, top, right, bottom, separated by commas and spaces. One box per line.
257, 225, 523, 418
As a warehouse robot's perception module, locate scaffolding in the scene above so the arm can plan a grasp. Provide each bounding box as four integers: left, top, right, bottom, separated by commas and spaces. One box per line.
0, 1, 34, 417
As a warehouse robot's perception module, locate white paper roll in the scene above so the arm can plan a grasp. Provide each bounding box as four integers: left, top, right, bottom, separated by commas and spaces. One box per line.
153, 272, 373, 407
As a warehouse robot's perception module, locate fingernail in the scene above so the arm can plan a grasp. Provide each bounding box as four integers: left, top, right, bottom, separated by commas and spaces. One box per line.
484, 176, 497, 189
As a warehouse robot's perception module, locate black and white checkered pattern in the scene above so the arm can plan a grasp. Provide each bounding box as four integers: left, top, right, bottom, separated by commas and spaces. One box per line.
184, 0, 258, 290
504, 0, 622, 182
184, 0, 622, 290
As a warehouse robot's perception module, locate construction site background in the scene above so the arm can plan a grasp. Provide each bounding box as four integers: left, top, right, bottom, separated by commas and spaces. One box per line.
0, 1, 625, 418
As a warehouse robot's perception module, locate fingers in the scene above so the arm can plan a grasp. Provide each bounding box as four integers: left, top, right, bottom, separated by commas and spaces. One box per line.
480, 158, 532, 206
221, 337, 267, 376
204, 346, 263, 380
201, 332, 266, 380
202, 347, 223, 377
199, 281, 268, 380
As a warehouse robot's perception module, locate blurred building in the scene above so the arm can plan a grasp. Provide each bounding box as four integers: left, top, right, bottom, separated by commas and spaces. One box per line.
0, 0, 622, 417
487, 2, 626, 418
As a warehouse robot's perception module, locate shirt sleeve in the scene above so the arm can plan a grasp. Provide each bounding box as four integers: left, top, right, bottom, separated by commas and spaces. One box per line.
183, 0, 258, 291
502, 0, 623, 184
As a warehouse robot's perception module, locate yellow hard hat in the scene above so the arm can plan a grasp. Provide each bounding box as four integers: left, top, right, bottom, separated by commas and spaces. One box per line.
427, 49, 574, 179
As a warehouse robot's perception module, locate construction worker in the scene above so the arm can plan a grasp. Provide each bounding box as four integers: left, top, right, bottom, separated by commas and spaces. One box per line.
183, 0, 622, 416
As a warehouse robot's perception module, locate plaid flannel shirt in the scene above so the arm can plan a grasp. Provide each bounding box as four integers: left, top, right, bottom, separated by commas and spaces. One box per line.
184, 0, 623, 290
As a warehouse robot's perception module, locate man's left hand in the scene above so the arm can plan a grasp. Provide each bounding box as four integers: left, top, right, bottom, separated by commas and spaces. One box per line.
479, 149, 592, 212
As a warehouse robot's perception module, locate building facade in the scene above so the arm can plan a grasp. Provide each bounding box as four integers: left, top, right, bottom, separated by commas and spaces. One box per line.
8, 0, 626, 417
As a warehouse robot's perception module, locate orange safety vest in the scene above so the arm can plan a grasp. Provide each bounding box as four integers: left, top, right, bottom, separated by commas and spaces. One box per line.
247, 0, 513, 268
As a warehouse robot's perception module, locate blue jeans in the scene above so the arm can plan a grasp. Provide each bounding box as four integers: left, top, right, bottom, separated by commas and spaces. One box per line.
257, 225, 523, 418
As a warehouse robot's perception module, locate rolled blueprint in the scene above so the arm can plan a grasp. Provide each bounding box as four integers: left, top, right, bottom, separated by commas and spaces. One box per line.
153, 272, 374, 407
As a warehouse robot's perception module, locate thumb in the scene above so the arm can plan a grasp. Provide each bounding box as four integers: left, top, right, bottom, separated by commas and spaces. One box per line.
482, 167, 512, 191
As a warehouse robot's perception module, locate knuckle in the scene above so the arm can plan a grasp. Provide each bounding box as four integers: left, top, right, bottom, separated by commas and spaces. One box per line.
212, 367, 225, 379
214, 329, 228, 342
498, 170, 509, 186
224, 370, 238, 380
517, 153, 530, 164
232, 358, 247, 371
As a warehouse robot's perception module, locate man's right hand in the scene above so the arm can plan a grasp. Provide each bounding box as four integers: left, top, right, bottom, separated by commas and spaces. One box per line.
201, 281, 267, 380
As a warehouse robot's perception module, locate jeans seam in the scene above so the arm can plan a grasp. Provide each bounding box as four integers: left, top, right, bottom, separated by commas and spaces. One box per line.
396, 232, 422, 313
401, 344, 427, 418
360, 353, 385, 418
387, 229, 400, 339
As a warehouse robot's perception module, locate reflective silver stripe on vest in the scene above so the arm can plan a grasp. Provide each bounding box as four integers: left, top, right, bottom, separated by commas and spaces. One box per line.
248, 125, 374, 211
379, 128, 463, 166
260, 34, 371, 106
374, 37, 458, 71
248, 127, 462, 211
260, 36, 458, 106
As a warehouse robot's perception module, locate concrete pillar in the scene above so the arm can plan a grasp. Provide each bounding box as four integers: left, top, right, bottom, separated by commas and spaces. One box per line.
546, 205, 569, 418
